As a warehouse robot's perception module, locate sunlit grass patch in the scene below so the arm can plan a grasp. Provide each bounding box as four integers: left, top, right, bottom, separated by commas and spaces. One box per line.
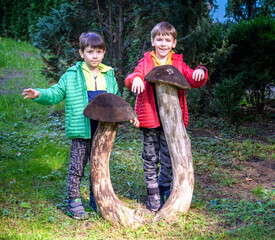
0, 37, 42, 71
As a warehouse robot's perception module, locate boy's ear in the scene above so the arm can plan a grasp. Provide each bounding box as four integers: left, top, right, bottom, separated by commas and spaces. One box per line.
172, 39, 177, 48
151, 38, 155, 47
79, 49, 84, 58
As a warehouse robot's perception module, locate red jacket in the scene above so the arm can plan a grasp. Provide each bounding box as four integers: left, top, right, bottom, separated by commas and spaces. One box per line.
125, 51, 208, 128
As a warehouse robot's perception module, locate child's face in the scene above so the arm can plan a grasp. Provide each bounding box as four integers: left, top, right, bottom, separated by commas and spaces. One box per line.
79, 46, 105, 71
151, 34, 177, 60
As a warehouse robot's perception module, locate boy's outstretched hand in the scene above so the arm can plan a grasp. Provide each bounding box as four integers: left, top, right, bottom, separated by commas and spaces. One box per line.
22, 88, 40, 99
132, 77, 145, 94
192, 69, 205, 81
130, 117, 139, 128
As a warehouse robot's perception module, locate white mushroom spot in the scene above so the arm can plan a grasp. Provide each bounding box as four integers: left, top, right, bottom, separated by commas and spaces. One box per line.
167, 68, 174, 75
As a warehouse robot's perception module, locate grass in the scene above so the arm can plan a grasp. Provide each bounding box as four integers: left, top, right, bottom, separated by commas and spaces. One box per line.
0, 37, 274, 239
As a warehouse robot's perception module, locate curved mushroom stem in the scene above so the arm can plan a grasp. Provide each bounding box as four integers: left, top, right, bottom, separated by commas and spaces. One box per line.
153, 83, 194, 222
90, 121, 145, 227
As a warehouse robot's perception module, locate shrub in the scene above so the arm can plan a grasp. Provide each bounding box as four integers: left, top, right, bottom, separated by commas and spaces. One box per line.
186, 86, 216, 116
224, 16, 275, 113
0, 0, 65, 40
214, 75, 245, 122
31, 3, 97, 81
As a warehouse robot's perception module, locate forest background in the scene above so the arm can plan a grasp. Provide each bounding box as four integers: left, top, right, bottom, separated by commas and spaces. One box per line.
1, 0, 274, 119
0, 0, 274, 239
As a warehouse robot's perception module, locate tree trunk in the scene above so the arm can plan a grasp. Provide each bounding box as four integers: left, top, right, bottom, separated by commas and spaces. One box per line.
96, 0, 105, 43
108, 2, 113, 63
90, 121, 145, 227
117, 1, 124, 90
153, 84, 194, 221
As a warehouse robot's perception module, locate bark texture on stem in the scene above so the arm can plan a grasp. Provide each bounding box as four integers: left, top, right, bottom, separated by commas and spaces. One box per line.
153, 84, 194, 221
90, 121, 145, 227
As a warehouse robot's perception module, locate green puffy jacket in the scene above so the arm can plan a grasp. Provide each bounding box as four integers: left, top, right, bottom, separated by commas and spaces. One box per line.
33, 61, 120, 139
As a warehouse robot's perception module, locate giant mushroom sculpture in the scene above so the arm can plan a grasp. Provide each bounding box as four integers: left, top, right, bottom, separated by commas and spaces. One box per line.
84, 93, 145, 227
144, 65, 194, 222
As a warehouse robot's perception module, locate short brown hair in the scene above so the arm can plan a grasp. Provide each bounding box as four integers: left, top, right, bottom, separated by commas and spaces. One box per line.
79, 32, 106, 52
151, 22, 177, 40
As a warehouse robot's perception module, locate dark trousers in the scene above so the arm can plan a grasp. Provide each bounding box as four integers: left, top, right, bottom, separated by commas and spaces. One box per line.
67, 120, 98, 199
141, 127, 172, 195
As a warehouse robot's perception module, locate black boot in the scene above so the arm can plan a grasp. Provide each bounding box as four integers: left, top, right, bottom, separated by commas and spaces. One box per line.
89, 194, 97, 212
68, 198, 89, 220
159, 185, 171, 203
146, 188, 163, 212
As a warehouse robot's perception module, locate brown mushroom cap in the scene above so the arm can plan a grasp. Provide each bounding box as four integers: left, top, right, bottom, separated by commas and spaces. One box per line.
144, 65, 191, 90
83, 93, 136, 122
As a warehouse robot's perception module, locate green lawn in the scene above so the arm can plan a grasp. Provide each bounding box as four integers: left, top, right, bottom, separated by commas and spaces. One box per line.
0, 37, 274, 239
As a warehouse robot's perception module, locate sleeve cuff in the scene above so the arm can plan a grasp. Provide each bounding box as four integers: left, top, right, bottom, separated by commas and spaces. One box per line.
198, 66, 206, 74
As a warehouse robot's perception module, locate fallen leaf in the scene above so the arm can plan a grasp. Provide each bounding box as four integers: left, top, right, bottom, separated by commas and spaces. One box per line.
20, 202, 32, 208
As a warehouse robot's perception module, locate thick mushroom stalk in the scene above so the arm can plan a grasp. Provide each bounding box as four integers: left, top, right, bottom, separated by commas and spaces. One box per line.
84, 93, 145, 227
144, 65, 194, 222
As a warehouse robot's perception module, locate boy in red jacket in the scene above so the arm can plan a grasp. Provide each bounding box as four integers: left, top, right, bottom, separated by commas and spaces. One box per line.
125, 22, 208, 212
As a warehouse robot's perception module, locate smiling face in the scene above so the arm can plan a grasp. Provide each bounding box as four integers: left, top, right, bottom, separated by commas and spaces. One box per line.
151, 34, 177, 61
79, 46, 105, 72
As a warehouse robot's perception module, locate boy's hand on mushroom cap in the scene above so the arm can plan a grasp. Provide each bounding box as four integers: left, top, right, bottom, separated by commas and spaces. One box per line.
130, 117, 139, 128
192, 69, 205, 81
132, 77, 145, 94
22, 88, 40, 99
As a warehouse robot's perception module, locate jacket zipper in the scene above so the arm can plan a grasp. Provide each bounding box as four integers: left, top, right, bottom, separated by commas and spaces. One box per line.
94, 75, 97, 91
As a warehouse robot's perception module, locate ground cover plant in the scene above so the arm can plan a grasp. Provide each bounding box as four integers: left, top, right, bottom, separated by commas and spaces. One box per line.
0, 38, 274, 239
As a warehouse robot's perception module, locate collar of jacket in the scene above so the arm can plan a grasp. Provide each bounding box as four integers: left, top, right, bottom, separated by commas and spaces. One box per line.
144, 51, 183, 62
67, 61, 113, 73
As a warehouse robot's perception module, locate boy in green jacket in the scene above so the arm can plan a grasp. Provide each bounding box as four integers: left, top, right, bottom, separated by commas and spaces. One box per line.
23, 32, 139, 220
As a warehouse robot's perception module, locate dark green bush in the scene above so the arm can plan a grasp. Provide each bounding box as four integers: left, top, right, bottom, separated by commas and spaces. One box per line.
31, 3, 98, 81
223, 16, 275, 113
214, 75, 245, 121
186, 86, 216, 116
0, 0, 65, 40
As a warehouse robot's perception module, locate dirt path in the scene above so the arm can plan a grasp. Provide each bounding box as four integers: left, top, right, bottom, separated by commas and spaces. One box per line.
0, 69, 25, 95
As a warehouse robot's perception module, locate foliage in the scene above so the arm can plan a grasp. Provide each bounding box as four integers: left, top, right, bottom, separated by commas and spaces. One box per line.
223, 16, 275, 113
92, 0, 163, 89
186, 87, 216, 117
2, 0, 275, 119
214, 75, 245, 121
31, 0, 161, 89
169, 0, 215, 69
31, 0, 217, 92
0, 0, 66, 40
185, 22, 230, 117
207, 195, 274, 238
187, 15, 275, 117
31, 2, 98, 82
226, 0, 275, 22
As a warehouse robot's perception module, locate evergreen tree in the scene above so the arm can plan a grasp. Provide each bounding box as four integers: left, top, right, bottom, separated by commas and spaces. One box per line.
223, 16, 275, 113
31, 0, 164, 90
225, 0, 275, 22
0, 0, 65, 40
